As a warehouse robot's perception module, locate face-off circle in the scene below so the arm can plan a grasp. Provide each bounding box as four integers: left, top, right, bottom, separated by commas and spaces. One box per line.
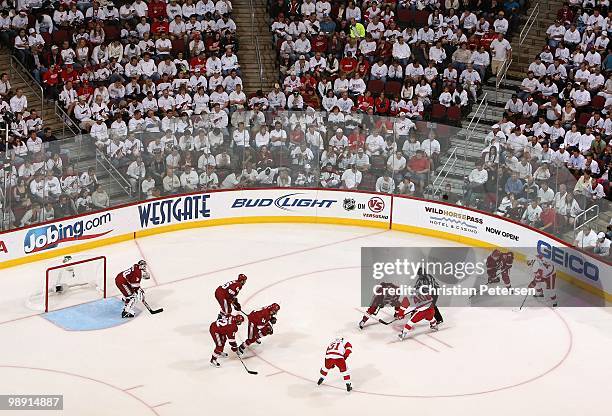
243, 267, 573, 398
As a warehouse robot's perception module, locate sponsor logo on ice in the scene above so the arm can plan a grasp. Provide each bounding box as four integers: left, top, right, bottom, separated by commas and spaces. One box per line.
138, 194, 211, 228
231, 193, 336, 211
24, 213, 113, 254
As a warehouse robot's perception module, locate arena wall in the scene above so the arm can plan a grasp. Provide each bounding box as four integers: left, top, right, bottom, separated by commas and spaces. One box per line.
0, 189, 609, 301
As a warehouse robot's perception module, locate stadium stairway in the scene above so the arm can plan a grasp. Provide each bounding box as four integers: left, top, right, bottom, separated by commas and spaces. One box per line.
233, 0, 278, 94
508, 0, 564, 79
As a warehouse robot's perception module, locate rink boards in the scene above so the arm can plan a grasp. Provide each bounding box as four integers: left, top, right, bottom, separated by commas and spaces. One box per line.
0, 188, 609, 301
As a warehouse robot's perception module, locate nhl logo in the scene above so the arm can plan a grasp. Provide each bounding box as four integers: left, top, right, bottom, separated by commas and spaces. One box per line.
343, 198, 356, 211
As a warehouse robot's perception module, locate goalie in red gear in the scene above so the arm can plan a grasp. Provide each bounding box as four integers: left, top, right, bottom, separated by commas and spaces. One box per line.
115, 260, 149, 318
215, 273, 247, 315
526, 255, 557, 307
237, 303, 279, 355
209, 314, 244, 367
317, 337, 353, 392
486, 250, 514, 288
359, 282, 402, 329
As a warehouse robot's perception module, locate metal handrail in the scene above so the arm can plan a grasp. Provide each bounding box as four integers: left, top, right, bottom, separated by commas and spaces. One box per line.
495, 57, 512, 90
517, 3, 539, 73
494, 57, 512, 112
95, 148, 133, 197
9, 55, 43, 117
574, 204, 600, 238
248, 0, 265, 91
519, 3, 540, 47
431, 146, 458, 198
54, 102, 80, 139
463, 92, 488, 164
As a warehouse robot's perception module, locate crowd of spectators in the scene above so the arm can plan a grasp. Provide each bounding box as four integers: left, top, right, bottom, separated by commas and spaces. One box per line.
0, 0, 238, 230
460, 1, 611, 258
0, 0, 609, 259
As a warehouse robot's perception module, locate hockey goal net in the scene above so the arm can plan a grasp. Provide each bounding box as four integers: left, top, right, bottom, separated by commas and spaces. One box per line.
26, 255, 107, 312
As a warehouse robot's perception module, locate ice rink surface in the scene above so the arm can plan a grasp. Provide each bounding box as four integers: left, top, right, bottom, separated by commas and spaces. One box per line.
0, 223, 611, 416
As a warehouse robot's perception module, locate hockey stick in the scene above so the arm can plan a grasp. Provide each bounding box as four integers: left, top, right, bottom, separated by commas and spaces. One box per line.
142, 299, 164, 314
380, 309, 416, 325
236, 352, 258, 375
518, 293, 528, 310
378, 317, 399, 325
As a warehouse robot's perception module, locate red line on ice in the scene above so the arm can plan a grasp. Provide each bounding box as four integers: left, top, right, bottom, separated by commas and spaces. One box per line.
426, 333, 453, 348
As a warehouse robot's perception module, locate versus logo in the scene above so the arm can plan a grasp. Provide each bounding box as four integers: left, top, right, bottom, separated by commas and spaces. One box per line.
486, 226, 520, 241
138, 195, 210, 227
368, 197, 385, 213
231, 193, 336, 211
537, 240, 600, 282
424, 206, 480, 235
23, 213, 112, 254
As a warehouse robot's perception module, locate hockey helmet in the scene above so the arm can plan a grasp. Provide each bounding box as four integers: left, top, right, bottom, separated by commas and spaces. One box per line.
492, 249, 502, 258
234, 314, 244, 325
526, 255, 540, 272
269, 303, 280, 313
414, 274, 429, 289
237, 273, 247, 283
138, 259, 147, 269
62, 255, 73, 264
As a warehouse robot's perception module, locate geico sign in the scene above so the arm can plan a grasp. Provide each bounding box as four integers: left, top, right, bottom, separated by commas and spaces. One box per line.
537, 240, 599, 282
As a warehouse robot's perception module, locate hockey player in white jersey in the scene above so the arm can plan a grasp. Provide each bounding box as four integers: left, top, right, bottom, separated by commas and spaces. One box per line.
317, 337, 353, 392
526, 255, 557, 307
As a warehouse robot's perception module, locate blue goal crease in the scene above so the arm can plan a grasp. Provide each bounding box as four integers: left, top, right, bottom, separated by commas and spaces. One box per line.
43, 298, 140, 331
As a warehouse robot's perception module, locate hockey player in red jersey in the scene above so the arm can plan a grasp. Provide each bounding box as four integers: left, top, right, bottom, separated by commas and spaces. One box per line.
115, 260, 149, 318
526, 255, 557, 307
215, 274, 247, 315
209, 314, 244, 367
397, 291, 439, 340
237, 303, 280, 355
317, 337, 353, 392
358, 282, 402, 329
486, 250, 514, 288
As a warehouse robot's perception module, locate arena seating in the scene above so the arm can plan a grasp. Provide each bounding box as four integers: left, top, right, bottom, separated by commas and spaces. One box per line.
0, 0, 609, 258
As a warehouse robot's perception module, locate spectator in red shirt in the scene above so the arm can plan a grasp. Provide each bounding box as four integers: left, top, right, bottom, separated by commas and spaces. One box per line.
540, 202, 558, 232
406, 150, 430, 194
357, 90, 374, 113
339, 53, 358, 77
148, 0, 167, 20
374, 92, 390, 115
61, 65, 79, 85
43, 65, 61, 99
